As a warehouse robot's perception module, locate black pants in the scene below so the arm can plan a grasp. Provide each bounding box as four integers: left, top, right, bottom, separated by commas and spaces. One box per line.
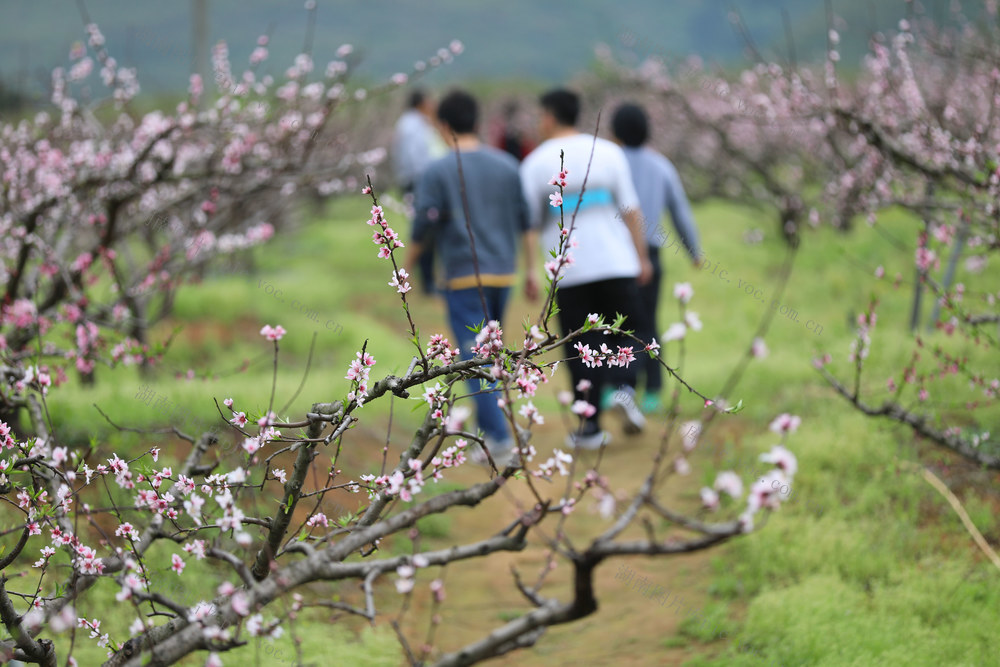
636, 245, 663, 391
557, 277, 645, 432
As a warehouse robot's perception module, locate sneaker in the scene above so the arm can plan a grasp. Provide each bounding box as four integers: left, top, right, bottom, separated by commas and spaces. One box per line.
565, 428, 612, 450
640, 392, 662, 415
611, 386, 646, 434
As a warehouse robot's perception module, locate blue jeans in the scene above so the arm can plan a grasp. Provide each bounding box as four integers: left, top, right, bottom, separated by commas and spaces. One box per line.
443, 286, 511, 443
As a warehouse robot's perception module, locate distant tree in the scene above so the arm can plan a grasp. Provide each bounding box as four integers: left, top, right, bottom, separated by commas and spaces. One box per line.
0, 10, 437, 431
606, 2, 999, 467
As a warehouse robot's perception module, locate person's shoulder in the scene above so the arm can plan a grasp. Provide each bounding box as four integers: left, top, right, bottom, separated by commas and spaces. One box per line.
590, 135, 627, 157
620, 145, 643, 162
478, 145, 520, 169
637, 147, 674, 174
420, 155, 453, 182
520, 139, 557, 172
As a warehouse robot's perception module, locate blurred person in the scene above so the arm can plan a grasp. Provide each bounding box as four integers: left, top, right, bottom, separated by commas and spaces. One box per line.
392, 89, 446, 294
611, 102, 700, 414
520, 89, 652, 450
490, 100, 534, 161
405, 89, 537, 466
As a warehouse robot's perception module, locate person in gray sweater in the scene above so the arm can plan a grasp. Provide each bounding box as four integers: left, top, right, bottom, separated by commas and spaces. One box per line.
611, 103, 701, 414
406, 89, 538, 466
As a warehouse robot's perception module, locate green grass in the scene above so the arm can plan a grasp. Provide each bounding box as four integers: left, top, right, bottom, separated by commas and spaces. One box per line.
647, 200, 1000, 665
28, 191, 1000, 665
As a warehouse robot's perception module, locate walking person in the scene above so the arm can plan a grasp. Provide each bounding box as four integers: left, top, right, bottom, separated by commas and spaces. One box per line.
611, 102, 701, 414
392, 89, 446, 294
520, 89, 652, 449
405, 89, 538, 466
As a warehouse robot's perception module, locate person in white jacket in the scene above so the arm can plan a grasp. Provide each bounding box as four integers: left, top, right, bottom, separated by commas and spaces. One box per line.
520, 89, 653, 450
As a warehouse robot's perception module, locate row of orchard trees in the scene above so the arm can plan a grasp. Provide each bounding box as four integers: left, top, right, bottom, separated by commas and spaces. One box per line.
597, 2, 998, 469
0, 8, 799, 667
0, 17, 401, 421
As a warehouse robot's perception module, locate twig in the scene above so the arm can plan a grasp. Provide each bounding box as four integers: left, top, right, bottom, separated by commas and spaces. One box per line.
913, 464, 1000, 573
279, 331, 318, 414
451, 130, 489, 321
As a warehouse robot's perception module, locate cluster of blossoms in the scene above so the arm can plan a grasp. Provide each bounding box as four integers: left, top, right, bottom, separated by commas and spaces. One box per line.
572, 341, 637, 369
534, 449, 574, 478
543, 252, 575, 282
393, 554, 439, 594
472, 320, 505, 358
367, 204, 404, 258
426, 333, 460, 364
363, 200, 411, 294
345, 350, 377, 406
543, 169, 579, 282
110, 338, 149, 367
260, 324, 287, 341
422, 382, 449, 422
1, 421, 18, 452
32, 526, 106, 577
848, 308, 876, 363
509, 362, 549, 399
548, 169, 569, 207
522, 325, 547, 352
662, 283, 702, 342
222, 399, 282, 457
363, 443, 468, 502
517, 401, 544, 425
693, 414, 801, 532
388, 268, 412, 294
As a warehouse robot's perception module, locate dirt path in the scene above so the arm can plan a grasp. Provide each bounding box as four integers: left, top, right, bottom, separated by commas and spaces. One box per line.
159, 285, 734, 664
372, 293, 731, 665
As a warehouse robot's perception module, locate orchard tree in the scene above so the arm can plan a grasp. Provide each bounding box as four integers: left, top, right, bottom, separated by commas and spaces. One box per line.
0, 119, 801, 663
0, 7, 449, 431
602, 2, 998, 467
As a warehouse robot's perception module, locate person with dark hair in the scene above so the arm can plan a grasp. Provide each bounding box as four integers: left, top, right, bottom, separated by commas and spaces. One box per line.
405, 89, 537, 467
520, 88, 652, 450
611, 102, 700, 414
392, 89, 446, 294
538, 89, 580, 127
436, 90, 478, 134
408, 89, 426, 110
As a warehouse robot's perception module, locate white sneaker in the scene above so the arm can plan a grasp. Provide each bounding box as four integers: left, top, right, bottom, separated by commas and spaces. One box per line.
565, 429, 612, 450
611, 386, 645, 434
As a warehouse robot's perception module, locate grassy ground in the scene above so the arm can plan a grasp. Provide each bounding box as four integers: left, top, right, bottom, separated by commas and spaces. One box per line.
38, 193, 1000, 666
